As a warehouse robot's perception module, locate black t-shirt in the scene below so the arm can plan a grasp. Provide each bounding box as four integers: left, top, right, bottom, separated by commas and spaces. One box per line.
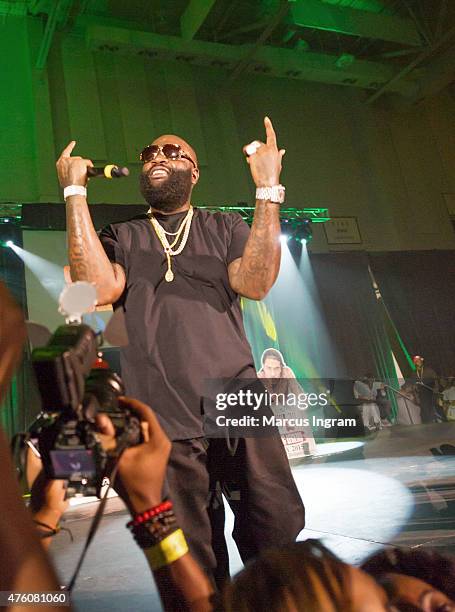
99, 208, 257, 440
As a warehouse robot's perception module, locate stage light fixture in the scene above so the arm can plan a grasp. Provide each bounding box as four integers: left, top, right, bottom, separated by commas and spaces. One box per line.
299, 220, 313, 244
6, 240, 14, 247
280, 219, 313, 246
280, 219, 293, 243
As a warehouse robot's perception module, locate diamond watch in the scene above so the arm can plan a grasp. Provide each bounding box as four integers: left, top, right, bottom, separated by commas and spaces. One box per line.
255, 184, 285, 204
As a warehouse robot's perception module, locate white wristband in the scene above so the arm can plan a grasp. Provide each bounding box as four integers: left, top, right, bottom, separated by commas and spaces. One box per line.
63, 185, 87, 200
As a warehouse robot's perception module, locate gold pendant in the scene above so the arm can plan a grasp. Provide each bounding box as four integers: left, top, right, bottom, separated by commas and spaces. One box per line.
165, 269, 174, 282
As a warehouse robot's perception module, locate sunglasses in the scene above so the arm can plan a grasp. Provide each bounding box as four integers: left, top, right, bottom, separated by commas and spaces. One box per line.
139, 143, 197, 168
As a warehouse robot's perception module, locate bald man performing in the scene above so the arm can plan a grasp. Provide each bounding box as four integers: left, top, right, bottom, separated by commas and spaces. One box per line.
56, 118, 305, 584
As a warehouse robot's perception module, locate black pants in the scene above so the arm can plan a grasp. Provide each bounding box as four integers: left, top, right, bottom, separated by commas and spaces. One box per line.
418, 387, 436, 423
165, 435, 305, 585
377, 398, 392, 420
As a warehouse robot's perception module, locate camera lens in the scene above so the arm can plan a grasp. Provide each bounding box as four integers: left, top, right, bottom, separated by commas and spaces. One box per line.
85, 369, 125, 412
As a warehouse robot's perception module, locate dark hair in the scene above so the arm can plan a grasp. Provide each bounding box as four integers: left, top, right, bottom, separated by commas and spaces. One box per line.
362, 548, 455, 600
261, 348, 285, 368
220, 540, 353, 612
412, 355, 424, 363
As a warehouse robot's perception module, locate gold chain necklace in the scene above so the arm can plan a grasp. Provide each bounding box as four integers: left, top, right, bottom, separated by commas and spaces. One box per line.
149, 206, 194, 282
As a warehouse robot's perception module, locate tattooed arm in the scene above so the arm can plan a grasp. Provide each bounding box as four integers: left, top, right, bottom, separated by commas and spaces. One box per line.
65, 196, 125, 305
228, 201, 280, 300
228, 117, 284, 300
56, 141, 126, 306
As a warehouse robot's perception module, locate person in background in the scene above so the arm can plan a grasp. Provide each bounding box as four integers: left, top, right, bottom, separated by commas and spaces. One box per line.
441, 376, 455, 422
378, 574, 455, 612
362, 547, 455, 602
259, 348, 298, 384
353, 374, 382, 432
374, 383, 393, 427
412, 355, 438, 423
220, 539, 390, 612
396, 380, 422, 425
220, 540, 455, 612
257, 348, 316, 458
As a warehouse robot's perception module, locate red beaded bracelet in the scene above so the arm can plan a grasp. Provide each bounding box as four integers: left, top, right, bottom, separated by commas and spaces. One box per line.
127, 500, 173, 528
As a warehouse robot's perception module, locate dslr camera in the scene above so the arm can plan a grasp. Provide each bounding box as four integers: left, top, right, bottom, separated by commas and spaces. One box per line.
16, 283, 141, 498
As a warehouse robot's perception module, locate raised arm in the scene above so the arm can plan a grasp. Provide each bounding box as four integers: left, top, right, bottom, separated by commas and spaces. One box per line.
56, 141, 126, 305
228, 117, 284, 301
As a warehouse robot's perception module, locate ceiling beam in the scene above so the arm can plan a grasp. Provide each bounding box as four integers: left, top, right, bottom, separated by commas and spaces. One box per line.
86, 24, 417, 96
180, 0, 217, 41
28, 0, 74, 24
288, 0, 422, 46
366, 24, 455, 103
408, 42, 455, 104
36, 0, 62, 69
27, 0, 75, 68
227, 0, 290, 85
216, 17, 271, 42
28, 0, 52, 14
0, 0, 27, 15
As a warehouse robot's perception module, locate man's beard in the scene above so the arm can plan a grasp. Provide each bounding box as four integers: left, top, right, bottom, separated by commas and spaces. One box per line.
140, 167, 192, 213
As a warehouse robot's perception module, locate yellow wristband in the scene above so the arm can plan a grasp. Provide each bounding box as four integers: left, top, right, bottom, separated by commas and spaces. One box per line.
104, 164, 115, 178
145, 529, 189, 570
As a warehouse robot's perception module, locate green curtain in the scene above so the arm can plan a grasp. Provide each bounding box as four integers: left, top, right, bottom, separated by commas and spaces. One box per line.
369, 302, 399, 418
0, 348, 40, 439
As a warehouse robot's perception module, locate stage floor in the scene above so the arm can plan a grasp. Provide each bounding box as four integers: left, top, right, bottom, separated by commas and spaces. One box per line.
49, 423, 455, 612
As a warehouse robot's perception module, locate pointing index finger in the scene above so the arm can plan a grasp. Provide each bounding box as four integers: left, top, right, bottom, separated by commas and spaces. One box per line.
264, 116, 277, 148
61, 140, 76, 158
